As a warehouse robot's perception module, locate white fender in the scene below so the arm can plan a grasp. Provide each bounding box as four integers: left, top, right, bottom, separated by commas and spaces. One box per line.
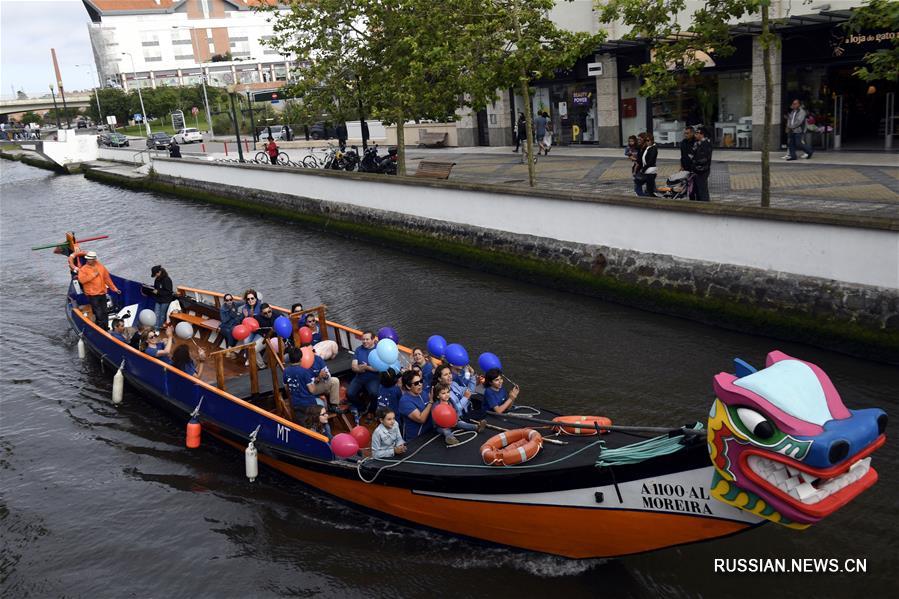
112, 361, 124, 404
245, 441, 258, 482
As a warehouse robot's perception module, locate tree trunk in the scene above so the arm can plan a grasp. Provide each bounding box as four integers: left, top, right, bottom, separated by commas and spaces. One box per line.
511, 0, 536, 187
761, 3, 772, 208
396, 115, 406, 176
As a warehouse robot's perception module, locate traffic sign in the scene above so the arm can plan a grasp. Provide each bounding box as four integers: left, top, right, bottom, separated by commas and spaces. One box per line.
191, 106, 199, 115
252, 90, 288, 103
134, 113, 143, 122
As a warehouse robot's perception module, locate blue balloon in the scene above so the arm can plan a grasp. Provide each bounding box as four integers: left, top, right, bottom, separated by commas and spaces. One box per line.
427, 335, 447, 358
391, 360, 402, 372
377, 326, 399, 343
376, 338, 399, 364
444, 343, 469, 367
368, 349, 389, 372
274, 316, 293, 338
478, 352, 502, 372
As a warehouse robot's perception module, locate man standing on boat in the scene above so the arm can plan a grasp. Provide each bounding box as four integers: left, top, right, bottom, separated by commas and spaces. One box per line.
75, 251, 120, 330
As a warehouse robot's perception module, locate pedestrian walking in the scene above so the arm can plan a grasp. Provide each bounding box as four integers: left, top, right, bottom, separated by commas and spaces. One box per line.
630, 134, 645, 196
534, 111, 548, 155
543, 112, 553, 155
635, 133, 658, 197
264, 136, 279, 165
513, 112, 526, 153
680, 126, 697, 200
167, 139, 181, 158
691, 126, 713, 202
784, 99, 814, 161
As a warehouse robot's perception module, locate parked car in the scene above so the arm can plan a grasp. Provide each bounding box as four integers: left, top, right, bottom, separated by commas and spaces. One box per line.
172, 127, 203, 144
308, 122, 334, 140
146, 132, 172, 149
99, 132, 129, 147
257, 124, 287, 141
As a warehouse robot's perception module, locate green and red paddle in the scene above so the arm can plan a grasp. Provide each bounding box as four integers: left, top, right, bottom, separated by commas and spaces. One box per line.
31, 234, 109, 251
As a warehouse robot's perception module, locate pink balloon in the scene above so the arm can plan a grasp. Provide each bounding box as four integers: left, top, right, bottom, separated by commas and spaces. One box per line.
432, 403, 458, 428
267, 338, 281, 354
298, 326, 313, 345
300, 346, 315, 369
232, 324, 250, 341
331, 433, 359, 458
350, 425, 371, 448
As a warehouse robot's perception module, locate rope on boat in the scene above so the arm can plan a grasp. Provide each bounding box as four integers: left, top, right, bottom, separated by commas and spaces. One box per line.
493, 411, 707, 437
387, 439, 606, 471
595, 423, 704, 467
356, 434, 444, 484
506, 404, 541, 417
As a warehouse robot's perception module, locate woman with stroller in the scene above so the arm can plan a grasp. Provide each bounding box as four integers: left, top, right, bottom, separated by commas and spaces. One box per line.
635, 133, 658, 197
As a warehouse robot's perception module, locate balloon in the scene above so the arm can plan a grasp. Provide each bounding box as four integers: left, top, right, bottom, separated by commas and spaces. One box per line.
232, 324, 250, 341
350, 425, 371, 448
300, 346, 315, 369
427, 335, 447, 358
331, 433, 359, 458
391, 360, 402, 372
243, 317, 259, 333
298, 326, 313, 345
478, 352, 502, 372
377, 326, 399, 343
138, 309, 156, 327
273, 316, 293, 338
368, 349, 389, 372
174, 321, 194, 340
268, 337, 281, 354
376, 338, 399, 364
444, 343, 469, 367
432, 403, 458, 428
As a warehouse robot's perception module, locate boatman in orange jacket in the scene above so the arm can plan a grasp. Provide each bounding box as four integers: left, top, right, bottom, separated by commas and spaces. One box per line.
74, 250, 120, 331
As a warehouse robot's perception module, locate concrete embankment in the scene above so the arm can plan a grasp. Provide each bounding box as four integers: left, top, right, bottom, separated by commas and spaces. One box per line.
82, 157, 899, 362
0, 148, 66, 172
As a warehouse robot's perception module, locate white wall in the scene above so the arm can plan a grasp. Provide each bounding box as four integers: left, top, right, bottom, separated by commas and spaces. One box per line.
41, 130, 99, 165
150, 159, 899, 290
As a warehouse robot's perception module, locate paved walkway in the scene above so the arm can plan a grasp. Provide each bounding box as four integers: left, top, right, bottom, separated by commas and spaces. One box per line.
403, 146, 899, 218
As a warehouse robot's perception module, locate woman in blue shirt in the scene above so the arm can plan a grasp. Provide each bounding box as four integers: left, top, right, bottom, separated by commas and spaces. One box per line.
141, 327, 174, 364
172, 343, 205, 378
483, 368, 518, 413
398, 370, 434, 441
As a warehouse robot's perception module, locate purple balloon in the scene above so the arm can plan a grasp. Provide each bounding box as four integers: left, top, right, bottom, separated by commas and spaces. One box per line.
427, 335, 447, 357
444, 343, 469, 367
377, 326, 399, 343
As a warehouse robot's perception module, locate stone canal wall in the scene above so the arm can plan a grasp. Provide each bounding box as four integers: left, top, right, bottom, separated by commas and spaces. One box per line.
87, 158, 899, 361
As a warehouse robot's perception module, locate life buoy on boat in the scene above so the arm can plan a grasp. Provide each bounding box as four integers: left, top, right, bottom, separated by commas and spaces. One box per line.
480, 428, 543, 466
552, 415, 612, 436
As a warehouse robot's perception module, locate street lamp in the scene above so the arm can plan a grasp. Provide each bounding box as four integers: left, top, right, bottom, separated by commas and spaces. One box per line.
122, 51, 151, 135
75, 63, 104, 127
172, 25, 214, 136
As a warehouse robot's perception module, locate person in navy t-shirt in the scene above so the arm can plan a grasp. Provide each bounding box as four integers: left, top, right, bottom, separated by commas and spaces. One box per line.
377, 368, 402, 414
142, 327, 174, 364
483, 368, 518, 413
110, 318, 128, 343
283, 347, 324, 410
411, 347, 434, 389
347, 331, 380, 414
303, 313, 323, 345
398, 370, 434, 441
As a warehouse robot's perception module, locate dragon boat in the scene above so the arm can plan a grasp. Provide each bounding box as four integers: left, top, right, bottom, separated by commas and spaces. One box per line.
58, 235, 887, 559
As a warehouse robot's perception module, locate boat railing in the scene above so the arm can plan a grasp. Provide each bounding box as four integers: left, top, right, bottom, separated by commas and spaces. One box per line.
208, 341, 261, 395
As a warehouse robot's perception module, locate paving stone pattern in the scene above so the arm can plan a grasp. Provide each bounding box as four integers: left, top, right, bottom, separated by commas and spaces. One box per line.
407, 153, 899, 218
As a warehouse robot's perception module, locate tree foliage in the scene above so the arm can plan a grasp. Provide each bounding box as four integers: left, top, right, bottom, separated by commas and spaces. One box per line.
20, 111, 42, 125
845, 0, 899, 83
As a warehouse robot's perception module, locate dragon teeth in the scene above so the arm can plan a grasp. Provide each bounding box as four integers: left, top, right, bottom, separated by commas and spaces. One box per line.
786, 465, 800, 477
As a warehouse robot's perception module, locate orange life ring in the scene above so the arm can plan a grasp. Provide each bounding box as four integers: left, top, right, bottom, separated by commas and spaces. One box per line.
552, 415, 612, 436
480, 428, 543, 466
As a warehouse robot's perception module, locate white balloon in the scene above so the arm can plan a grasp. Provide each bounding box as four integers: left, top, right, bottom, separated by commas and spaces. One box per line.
138, 309, 157, 327
175, 321, 194, 340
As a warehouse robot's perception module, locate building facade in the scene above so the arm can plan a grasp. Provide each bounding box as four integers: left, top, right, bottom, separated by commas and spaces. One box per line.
82, 0, 292, 91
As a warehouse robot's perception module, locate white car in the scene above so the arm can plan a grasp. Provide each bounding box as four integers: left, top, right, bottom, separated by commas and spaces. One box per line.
172, 128, 203, 144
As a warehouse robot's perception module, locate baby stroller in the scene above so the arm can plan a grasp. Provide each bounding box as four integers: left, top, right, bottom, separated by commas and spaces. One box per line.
657, 170, 693, 199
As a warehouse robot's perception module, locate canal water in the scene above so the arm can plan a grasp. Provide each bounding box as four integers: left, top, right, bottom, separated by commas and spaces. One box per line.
1, 160, 896, 598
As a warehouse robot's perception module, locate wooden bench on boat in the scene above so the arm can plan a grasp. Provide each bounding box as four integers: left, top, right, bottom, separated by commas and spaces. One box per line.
414, 160, 456, 180
417, 129, 448, 147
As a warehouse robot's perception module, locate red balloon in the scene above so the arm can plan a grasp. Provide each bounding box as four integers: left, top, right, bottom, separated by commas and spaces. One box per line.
432, 403, 458, 428
298, 326, 313, 345
300, 346, 315, 369
331, 433, 359, 458
232, 324, 250, 341
350, 425, 372, 448
243, 317, 259, 332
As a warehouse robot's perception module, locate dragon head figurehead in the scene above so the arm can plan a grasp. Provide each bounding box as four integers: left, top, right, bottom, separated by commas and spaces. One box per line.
708, 350, 887, 529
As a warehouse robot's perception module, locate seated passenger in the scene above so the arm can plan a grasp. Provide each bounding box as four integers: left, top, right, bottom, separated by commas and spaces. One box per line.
240, 289, 261, 319
303, 313, 339, 360
303, 313, 323, 345
256, 302, 276, 337
219, 294, 241, 347
283, 347, 324, 411
307, 344, 340, 408
371, 407, 406, 459
302, 405, 333, 440
376, 368, 402, 414
398, 370, 434, 441
451, 362, 477, 396
346, 331, 380, 415
111, 318, 128, 343
142, 327, 174, 364
431, 382, 484, 445
434, 364, 473, 418
130, 324, 152, 350
284, 303, 304, 350
172, 343, 206, 378
483, 368, 518, 414
411, 347, 434, 389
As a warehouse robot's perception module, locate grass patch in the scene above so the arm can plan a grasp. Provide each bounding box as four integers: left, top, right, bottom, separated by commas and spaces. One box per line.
82, 167, 899, 364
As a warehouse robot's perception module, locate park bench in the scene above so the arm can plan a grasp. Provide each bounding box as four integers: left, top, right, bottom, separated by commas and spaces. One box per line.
414, 160, 456, 180
418, 129, 448, 147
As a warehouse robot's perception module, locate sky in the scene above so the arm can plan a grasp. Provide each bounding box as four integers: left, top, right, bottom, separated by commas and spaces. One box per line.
0, 0, 98, 98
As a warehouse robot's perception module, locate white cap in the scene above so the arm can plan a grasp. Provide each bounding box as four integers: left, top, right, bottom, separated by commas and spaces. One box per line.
85, 251, 97, 260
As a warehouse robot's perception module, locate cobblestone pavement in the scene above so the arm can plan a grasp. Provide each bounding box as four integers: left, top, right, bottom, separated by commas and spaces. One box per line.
405, 151, 899, 218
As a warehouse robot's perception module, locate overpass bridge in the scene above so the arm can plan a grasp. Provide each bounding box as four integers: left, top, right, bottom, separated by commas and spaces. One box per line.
0, 94, 93, 115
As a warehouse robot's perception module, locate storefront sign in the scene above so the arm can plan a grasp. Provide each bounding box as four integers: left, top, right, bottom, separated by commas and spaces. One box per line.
572, 91, 592, 106
587, 62, 603, 77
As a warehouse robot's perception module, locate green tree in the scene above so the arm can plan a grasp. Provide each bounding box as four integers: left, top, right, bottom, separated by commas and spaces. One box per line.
597, 0, 777, 207
20, 111, 42, 125
845, 0, 899, 83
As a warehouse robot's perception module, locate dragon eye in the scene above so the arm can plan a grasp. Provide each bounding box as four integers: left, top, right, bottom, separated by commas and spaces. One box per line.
736, 407, 775, 439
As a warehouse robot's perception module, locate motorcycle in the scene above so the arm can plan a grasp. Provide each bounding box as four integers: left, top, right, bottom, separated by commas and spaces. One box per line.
359, 144, 398, 175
